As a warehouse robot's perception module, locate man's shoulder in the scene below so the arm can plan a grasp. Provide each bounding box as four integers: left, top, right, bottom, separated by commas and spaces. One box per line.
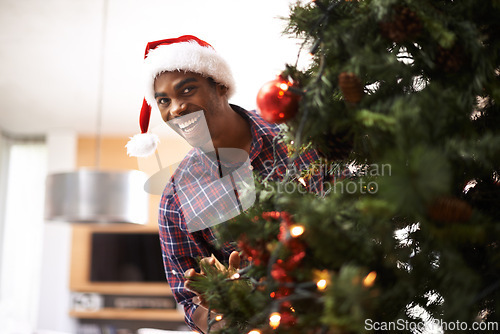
231, 105, 280, 138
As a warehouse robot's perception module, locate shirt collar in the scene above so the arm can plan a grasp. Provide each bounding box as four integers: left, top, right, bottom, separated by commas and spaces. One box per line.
186, 105, 280, 173
230, 104, 280, 162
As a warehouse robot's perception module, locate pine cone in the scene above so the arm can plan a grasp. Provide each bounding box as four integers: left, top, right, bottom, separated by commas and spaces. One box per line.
317, 130, 354, 161
428, 196, 473, 223
380, 6, 422, 43
338, 72, 364, 104
435, 43, 466, 73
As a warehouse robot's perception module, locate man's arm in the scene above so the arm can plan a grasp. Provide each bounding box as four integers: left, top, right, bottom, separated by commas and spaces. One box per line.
191, 304, 224, 333
158, 188, 206, 332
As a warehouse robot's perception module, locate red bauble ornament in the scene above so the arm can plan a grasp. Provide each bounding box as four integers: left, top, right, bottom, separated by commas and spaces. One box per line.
256, 77, 300, 123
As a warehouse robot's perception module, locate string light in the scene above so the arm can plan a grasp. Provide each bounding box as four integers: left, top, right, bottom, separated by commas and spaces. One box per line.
269, 312, 282, 329
215, 314, 223, 322
231, 272, 241, 280
298, 177, 307, 187
313, 269, 331, 290
290, 224, 305, 237
316, 278, 328, 290
363, 271, 377, 287
248, 330, 261, 334
279, 82, 290, 91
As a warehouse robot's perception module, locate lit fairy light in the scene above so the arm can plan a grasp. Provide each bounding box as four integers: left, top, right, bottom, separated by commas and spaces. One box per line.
215, 314, 223, 321
316, 279, 328, 291
231, 272, 241, 280
269, 312, 282, 329
298, 177, 307, 187
290, 225, 305, 237
363, 271, 377, 287
279, 82, 289, 90
248, 330, 261, 334
313, 269, 331, 291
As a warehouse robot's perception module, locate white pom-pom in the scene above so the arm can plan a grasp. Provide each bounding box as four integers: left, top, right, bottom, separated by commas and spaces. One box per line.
126, 133, 160, 157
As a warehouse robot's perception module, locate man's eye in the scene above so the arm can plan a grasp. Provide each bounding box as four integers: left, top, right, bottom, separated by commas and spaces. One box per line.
158, 98, 170, 105
182, 86, 194, 94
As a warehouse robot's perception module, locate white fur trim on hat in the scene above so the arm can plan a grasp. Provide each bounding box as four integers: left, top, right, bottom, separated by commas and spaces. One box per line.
143, 41, 236, 111
126, 133, 160, 157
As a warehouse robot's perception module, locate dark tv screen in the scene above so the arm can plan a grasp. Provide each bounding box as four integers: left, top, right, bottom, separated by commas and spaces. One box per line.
90, 233, 165, 282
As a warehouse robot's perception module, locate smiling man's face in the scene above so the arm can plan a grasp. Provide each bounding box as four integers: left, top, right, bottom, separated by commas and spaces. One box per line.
154, 71, 228, 149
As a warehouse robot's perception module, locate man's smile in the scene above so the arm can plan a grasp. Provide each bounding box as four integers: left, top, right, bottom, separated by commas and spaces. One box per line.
167, 110, 213, 149
177, 113, 202, 133
170, 110, 204, 134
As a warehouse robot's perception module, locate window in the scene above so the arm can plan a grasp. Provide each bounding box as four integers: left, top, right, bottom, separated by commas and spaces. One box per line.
0, 135, 46, 332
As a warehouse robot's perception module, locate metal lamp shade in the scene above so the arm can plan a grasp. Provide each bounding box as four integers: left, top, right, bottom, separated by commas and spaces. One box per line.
44, 169, 149, 224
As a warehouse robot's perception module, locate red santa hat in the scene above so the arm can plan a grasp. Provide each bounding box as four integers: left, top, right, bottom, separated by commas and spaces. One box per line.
126, 35, 236, 157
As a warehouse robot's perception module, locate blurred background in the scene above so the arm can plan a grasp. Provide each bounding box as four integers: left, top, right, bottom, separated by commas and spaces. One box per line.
0, 0, 306, 333
0, 0, 307, 136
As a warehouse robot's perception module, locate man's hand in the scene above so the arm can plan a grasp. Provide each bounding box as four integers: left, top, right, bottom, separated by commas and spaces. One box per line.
184, 251, 241, 333
184, 251, 240, 309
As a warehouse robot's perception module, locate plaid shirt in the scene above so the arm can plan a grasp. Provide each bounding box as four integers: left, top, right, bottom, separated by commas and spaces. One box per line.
158, 105, 320, 332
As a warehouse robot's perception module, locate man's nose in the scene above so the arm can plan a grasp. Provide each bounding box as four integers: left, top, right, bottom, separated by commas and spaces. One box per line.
170, 100, 187, 118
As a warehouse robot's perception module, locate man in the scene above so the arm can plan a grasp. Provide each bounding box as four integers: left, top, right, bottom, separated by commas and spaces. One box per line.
127, 35, 321, 333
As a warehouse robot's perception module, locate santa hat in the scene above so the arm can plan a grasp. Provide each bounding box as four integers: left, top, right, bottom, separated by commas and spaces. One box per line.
126, 35, 236, 157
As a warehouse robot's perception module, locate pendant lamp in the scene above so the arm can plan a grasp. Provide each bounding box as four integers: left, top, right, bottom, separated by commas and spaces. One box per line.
44, 0, 148, 224
44, 170, 148, 224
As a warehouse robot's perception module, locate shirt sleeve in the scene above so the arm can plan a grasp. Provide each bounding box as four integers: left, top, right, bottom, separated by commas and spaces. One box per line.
158, 184, 205, 333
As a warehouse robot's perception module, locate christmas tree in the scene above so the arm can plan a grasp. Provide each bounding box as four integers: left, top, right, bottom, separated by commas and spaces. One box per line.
192, 1, 500, 333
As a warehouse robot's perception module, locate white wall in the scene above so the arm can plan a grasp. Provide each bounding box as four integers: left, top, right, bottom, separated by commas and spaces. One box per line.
0, 134, 7, 280
0, 133, 7, 300
36, 130, 78, 333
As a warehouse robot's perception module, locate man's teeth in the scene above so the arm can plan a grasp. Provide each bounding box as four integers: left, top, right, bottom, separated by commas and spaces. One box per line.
178, 115, 201, 130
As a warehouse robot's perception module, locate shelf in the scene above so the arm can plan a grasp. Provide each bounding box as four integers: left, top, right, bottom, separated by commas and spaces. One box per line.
70, 308, 185, 321
71, 282, 173, 296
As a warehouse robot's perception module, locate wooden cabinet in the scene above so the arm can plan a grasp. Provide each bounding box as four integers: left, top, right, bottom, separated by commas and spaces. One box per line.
69, 136, 186, 326
69, 223, 184, 323
70, 224, 169, 295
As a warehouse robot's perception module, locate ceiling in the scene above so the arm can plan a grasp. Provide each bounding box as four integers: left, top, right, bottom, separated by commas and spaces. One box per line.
0, 0, 308, 137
